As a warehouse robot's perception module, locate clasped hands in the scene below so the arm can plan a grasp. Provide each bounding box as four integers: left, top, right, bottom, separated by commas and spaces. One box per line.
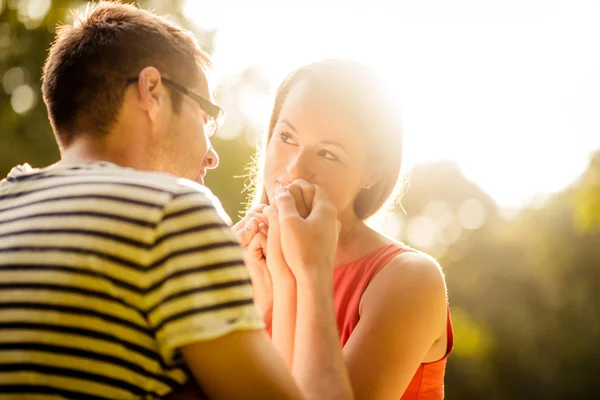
232, 179, 340, 325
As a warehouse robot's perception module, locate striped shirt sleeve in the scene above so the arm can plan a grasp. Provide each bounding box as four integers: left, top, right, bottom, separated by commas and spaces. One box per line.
145, 190, 264, 365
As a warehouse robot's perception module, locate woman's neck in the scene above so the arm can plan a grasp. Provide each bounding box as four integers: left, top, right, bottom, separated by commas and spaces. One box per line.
334, 216, 390, 267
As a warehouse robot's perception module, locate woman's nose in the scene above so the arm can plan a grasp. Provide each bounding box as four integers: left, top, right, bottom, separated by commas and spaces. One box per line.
285, 150, 314, 181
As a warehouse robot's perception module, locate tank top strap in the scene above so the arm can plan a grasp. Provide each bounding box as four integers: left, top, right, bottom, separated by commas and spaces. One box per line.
355, 243, 415, 288
334, 242, 415, 345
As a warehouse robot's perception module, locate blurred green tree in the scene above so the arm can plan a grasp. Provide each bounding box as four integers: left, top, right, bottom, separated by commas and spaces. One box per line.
0, 0, 214, 180
400, 155, 600, 399
574, 150, 600, 232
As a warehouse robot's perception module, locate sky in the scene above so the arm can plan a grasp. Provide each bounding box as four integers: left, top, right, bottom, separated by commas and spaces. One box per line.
184, 0, 600, 209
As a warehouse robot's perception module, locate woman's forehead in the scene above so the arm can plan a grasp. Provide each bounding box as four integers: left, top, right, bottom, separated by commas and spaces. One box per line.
278, 83, 365, 143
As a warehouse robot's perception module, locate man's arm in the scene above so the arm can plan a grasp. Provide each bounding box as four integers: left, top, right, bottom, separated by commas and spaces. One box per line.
181, 330, 303, 400
149, 186, 348, 400
147, 188, 303, 399
275, 185, 354, 400
293, 271, 349, 400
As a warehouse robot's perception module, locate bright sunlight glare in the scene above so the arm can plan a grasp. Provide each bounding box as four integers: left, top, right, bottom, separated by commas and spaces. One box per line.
184, 0, 600, 209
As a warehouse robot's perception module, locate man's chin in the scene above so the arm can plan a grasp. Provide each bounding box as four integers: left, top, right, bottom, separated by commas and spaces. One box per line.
193, 171, 205, 185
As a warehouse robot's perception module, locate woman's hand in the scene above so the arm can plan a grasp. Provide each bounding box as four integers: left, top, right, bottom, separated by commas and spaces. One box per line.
232, 205, 273, 325
264, 178, 316, 278
232, 204, 269, 249
272, 184, 340, 283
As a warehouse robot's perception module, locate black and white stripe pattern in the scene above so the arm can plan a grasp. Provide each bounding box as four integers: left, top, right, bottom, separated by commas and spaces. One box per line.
0, 163, 263, 399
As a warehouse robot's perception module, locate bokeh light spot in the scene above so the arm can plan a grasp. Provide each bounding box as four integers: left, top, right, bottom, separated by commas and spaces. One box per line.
458, 198, 486, 230
407, 216, 437, 249
423, 200, 451, 220
3, 67, 26, 94
10, 84, 36, 114
27, 0, 51, 21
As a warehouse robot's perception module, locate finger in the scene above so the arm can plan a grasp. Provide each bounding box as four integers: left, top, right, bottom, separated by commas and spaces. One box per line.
288, 179, 315, 217
246, 211, 269, 227
286, 183, 310, 219
249, 203, 268, 213
237, 217, 258, 247
246, 231, 266, 259
273, 186, 300, 219
231, 218, 246, 234
233, 207, 267, 234
263, 205, 278, 226
308, 185, 337, 221
256, 231, 268, 258
258, 222, 269, 237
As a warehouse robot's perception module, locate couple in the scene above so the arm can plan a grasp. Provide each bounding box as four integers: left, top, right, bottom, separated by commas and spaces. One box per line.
0, 2, 452, 400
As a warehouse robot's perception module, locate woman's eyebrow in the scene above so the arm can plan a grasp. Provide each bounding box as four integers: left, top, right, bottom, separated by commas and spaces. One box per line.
321, 140, 348, 156
279, 119, 298, 132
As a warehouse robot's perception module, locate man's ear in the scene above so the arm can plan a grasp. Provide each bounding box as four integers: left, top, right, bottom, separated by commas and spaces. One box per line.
136, 66, 164, 124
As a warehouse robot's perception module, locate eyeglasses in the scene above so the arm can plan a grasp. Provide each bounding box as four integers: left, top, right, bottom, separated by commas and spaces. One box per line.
126, 76, 225, 137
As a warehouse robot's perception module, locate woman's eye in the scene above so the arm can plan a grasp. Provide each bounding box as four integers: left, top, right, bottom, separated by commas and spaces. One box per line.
319, 149, 339, 162
278, 132, 297, 145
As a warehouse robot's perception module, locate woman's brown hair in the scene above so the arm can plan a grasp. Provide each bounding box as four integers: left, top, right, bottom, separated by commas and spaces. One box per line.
248, 59, 404, 220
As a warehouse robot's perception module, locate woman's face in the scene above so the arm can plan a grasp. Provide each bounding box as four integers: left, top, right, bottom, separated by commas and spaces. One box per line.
263, 81, 373, 219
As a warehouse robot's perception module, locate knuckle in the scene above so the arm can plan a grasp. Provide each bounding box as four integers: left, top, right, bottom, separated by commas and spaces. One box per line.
320, 202, 337, 214
276, 192, 294, 204
280, 214, 300, 224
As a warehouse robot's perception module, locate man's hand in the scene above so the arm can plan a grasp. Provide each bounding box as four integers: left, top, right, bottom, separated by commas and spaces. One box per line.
272, 184, 340, 282
284, 179, 315, 219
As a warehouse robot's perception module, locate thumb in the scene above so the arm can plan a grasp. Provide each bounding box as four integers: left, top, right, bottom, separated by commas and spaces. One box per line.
310, 185, 336, 217
311, 185, 332, 208
274, 187, 300, 219
263, 205, 279, 227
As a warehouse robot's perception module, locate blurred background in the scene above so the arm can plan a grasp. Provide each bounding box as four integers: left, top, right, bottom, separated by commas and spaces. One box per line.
1, 0, 599, 398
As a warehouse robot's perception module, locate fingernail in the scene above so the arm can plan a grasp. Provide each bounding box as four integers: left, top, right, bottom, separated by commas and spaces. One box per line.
276, 186, 287, 195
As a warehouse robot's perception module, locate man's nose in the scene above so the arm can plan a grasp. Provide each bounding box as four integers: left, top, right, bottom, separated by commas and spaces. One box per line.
205, 146, 219, 169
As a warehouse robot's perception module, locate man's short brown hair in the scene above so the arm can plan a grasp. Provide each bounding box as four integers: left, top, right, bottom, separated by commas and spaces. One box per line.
42, 1, 211, 148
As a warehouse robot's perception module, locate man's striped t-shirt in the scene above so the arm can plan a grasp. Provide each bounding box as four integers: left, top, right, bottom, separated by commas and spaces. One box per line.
0, 162, 263, 400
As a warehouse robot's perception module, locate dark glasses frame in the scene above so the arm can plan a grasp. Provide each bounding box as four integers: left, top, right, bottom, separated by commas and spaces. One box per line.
126, 76, 225, 124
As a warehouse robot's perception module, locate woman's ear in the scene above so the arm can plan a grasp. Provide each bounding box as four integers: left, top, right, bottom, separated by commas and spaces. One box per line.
362, 169, 382, 190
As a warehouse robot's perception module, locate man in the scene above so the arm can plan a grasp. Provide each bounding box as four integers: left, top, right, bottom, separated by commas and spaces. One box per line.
0, 2, 351, 399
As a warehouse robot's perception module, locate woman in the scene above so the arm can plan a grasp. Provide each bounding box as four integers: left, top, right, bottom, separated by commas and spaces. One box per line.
234, 59, 453, 399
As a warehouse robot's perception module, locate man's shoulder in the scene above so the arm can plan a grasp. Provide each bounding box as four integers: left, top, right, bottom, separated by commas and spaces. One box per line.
109, 167, 232, 225
2, 162, 231, 224
109, 166, 214, 197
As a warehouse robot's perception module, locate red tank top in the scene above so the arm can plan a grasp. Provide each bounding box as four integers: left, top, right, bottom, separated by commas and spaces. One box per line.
334, 243, 453, 400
